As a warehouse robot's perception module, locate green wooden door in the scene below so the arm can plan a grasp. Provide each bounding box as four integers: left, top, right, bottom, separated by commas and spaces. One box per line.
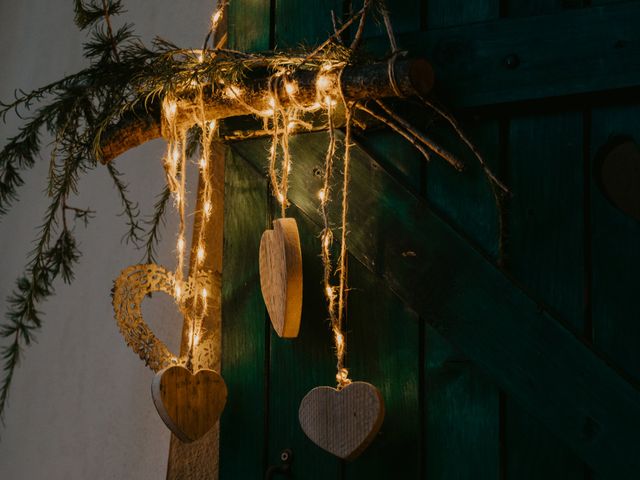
218, 1, 640, 478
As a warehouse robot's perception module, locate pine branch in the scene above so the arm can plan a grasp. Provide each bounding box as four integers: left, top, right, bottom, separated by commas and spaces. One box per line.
107, 162, 142, 245
142, 184, 171, 264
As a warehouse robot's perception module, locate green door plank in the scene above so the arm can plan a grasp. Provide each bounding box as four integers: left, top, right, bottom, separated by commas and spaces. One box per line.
221, 4, 271, 478
227, 0, 271, 51
590, 106, 640, 381
275, 0, 343, 48
505, 112, 587, 479
219, 149, 269, 479
366, 2, 640, 107
423, 0, 502, 477
343, 256, 421, 478
265, 203, 341, 479
508, 0, 586, 17
232, 132, 640, 477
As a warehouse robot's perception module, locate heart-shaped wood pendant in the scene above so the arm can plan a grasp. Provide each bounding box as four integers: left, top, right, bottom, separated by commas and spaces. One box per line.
259, 218, 303, 338
299, 382, 385, 460
151, 366, 227, 443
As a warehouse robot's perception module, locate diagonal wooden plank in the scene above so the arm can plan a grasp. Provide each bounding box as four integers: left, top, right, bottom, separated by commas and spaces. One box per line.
230, 131, 640, 477
366, 2, 640, 107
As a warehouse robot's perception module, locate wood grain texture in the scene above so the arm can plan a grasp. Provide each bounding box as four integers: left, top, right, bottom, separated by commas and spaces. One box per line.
152, 366, 227, 443
232, 131, 640, 476
367, 2, 640, 107
259, 218, 303, 338
506, 112, 587, 480
166, 141, 226, 480
299, 382, 385, 461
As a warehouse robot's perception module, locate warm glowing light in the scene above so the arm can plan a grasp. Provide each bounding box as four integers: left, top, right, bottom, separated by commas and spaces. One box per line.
287, 163, 292, 174
211, 9, 222, 26
199, 156, 207, 169
267, 96, 276, 108
197, 246, 205, 262
284, 81, 297, 95
321, 63, 333, 72
163, 100, 177, 121
197, 53, 204, 63
326, 286, 334, 298
318, 189, 326, 201
175, 284, 182, 299
224, 85, 242, 99
277, 192, 285, 204
193, 332, 200, 347
316, 75, 332, 91
309, 102, 322, 111
177, 236, 185, 252
204, 201, 212, 216
201, 288, 208, 298
287, 122, 296, 130
324, 95, 337, 107
336, 333, 344, 348
171, 146, 180, 167
323, 234, 330, 248
209, 119, 217, 131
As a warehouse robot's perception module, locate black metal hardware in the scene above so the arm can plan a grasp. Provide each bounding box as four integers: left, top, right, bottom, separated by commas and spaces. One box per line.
265, 449, 293, 479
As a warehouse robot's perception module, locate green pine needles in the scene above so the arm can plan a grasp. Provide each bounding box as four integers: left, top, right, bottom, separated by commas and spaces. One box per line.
0, 0, 353, 421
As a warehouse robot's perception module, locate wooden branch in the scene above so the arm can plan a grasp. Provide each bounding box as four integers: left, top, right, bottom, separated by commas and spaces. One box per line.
99, 58, 434, 164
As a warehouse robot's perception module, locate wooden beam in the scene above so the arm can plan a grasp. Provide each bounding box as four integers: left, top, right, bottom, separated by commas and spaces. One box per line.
165, 141, 225, 480
230, 131, 640, 477
98, 58, 433, 164
365, 2, 640, 107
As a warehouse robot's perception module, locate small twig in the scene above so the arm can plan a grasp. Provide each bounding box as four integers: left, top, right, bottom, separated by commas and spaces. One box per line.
356, 104, 433, 162
295, 5, 367, 71
331, 11, 343, 45
417, 93, 509, 194
350, 0, 371, 51
375, 100, 464, 171
379, 1, 399, 53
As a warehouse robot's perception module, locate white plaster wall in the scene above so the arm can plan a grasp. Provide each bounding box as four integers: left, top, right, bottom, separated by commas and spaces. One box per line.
0, 2, 214, 478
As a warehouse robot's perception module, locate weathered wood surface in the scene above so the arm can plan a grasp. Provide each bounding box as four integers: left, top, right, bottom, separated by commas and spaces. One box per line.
99, 58, 433, 164
506, 112, 587, 479
259, 218, 303, 338
165, 142, 225, 479
365, 2, 640, 107
298, 382, 385, 461
231, 131, 640, 477
152, 366, 227, 443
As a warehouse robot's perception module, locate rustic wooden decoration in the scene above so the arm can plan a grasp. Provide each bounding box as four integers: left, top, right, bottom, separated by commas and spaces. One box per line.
597, 139, 640, 221
152, 365, 228, 443
259, 218, 303, 338
298, 382, 385, 460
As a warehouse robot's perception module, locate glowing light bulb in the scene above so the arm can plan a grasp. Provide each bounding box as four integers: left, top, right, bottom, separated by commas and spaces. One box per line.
316, 75, 332, 91
318, 189, 326, 202
177, 236, 185, 252
204, 201, 212, 216
199, 156, 207, 169
287, 121, 296, 130
209, 119, 217, 131
163, 100, 177, 121
211, 9, 222, 26
201, 287, 208, 298
336, 333, 344, 348
224, 85, 242, 99
326, 286, 334, 298
175, 284, 182, 299
284, 81, 297, 95
197, 246, 205, 262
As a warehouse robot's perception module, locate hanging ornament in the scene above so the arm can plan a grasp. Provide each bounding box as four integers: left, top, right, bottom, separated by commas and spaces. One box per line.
259, 218, 303, 338
112, 92, 227, 443
297, 74, 385, 459
299, 382, 385, 460
259, 76, 304, 337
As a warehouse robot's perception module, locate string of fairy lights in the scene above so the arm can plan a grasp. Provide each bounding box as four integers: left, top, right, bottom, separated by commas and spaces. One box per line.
155, 0, 395, 388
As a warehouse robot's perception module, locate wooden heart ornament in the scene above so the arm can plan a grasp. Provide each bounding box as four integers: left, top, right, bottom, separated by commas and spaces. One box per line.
259, 218, 303, 338
299, 382, 385, 460
151, 366, 227, 443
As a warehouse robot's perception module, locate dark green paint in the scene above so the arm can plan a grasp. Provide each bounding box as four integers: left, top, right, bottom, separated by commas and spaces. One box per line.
367, 2, 640, 107
219, 149, 269, 478
506, 112, 587, 479
234, 132, 640, 477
